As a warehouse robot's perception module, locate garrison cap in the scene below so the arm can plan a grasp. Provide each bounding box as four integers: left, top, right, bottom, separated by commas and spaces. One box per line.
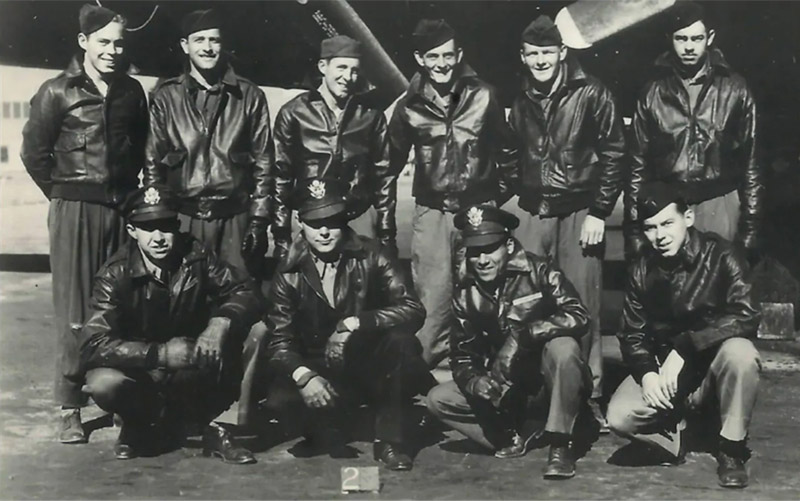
181, 9, 222, 38
320, 35, 362, 59
296, 178, 349, 222
413, 18, 456, 54
79, 3, 120, 35
122, 185, 178, 223
638, 181, 685, 220
454, 205, 519, 248
668, 1, 707, 33
521, 15, 562, 46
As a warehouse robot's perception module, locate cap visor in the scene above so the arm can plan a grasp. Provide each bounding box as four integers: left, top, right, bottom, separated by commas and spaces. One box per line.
462, 232, 507, 248
299, 202, 347, 222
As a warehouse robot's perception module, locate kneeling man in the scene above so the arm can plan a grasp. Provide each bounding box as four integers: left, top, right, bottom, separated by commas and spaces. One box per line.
427, 205, 591, 479
79, 185, 263, 463
607, 182, 761, 489
263, 179, 432, 471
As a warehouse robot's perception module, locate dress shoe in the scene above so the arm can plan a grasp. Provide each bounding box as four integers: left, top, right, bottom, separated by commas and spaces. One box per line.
717, 450, 748, 488
113, 425, 141, 460
543, 444, 576, 479
58, 409, 87, 444
494, 430, 535, 459
588, 399, 609, 434
374, 441, 413, 471
202, 423, 256, 465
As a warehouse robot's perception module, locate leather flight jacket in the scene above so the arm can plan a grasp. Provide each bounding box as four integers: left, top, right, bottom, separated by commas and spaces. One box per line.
21, 56, 148, 205
272, 88, 393, 243
144, 66, 273, 221
618, 228, 760, 384
450, 240, 590, 392
388, 66, 512, 212
264, 229, 425, 375
504, 60, 626, 219
77, 235, 263, 374
626, 48, 763, 251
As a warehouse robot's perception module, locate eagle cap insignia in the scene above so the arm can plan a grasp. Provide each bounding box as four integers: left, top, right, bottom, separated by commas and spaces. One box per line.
309, 180, 326, 200
466, 207, 483, 227
143, 187, 161, 205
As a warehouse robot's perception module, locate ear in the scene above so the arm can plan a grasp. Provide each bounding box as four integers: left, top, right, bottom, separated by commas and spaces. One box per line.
684, 208, 695, 228
317, 58, 327, 76
707, 29, 716, 46
506, 237, 515, 254
180, 38, 189, 55
559, 45, 568, 62
413, 51, 424, 67
77, 33, 88, 51
519, 48, 526, 65
126, 223, 137, 240
456, 47, 464, 64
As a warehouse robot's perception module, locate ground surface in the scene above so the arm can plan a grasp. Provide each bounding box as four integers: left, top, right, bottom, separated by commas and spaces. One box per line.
1, 272, 800, 500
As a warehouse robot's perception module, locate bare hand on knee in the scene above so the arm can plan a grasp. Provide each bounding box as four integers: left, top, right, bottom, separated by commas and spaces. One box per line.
300, 375, 339, 408
659, 350, 685, 400
158, 337, 197, 370
641, 372, 673, 410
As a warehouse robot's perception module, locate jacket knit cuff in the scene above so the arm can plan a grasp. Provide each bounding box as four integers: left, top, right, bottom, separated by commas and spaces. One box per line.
588, 205, 610, 219
357, 312, 379, 331
672, 332, 695, 358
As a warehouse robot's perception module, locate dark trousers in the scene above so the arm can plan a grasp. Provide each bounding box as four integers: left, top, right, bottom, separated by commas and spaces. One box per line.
178, 212, 248, 272
427, 337, 590, 450
263, 329, 431, 444
49, 199, 126, 407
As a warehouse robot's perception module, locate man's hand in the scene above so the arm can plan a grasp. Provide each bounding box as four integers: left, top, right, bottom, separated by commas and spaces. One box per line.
659, 350, 685, 400
491, 335, 519, 384
466, 375, 503, 402
194, 317, 230, 369
158, 337, 196, 370
580, 214, 605, 249
241, 218, 269, 277
299, 375, 339, 409
641, 371, 673, 410
325, 330, 352, 369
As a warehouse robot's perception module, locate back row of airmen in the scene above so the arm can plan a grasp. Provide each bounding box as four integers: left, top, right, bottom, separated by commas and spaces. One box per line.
21, 2, 762, 489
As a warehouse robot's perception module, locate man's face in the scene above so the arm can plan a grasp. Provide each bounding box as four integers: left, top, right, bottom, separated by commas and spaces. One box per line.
127, 219, 179, 264
520, 42, 567, 84
318, 56, 361, 101
642, 203, 694, 258
466, 239, 513, 284
414, 39, 463, 85
671, 20, 715, 68
181, 28, 222, 71
299, 216, 346, 255
77, 21, 126, 75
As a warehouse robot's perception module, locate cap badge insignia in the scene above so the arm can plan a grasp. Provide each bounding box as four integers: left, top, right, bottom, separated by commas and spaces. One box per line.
309, 180, 326, 200
467, 207, 483, 228
144, 187, 161, 205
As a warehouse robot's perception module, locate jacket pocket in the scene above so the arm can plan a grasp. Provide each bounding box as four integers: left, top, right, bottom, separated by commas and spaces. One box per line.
561, 149, 598, 186
54, 131, 86, 152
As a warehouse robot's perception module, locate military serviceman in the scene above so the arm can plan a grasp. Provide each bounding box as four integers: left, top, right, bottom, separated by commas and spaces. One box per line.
626, 2, 763, 263
144, 9, 273, 277
272, 35, 394, 261
21, 3, 148, 443
78, 185, 263, 462
607, 183, 761, 488
427, 205, 591, 479
263, 179, 433, 471
389, 19, 511, 367
501, 15, 626, 429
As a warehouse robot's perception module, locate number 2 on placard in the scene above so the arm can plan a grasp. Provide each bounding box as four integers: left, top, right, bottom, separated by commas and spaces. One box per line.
342, 467, 359, 490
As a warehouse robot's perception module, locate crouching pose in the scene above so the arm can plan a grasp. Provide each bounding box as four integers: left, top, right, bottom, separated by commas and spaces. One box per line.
607, 182, 761, 489
427, 205, 591, 479
262, 179, 433, 471
78, 185, 263, 463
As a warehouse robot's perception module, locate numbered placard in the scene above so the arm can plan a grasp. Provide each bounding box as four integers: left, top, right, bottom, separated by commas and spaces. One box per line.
340, 466, 380, 493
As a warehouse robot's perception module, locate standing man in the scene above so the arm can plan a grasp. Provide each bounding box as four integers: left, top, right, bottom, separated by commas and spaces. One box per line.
145, 9, 273, 277
263, 179, 432, 471
21, 3, 148, 443
625, 2, 762, 262
272, 35, 394, 260
427, 205, 590, 478
607, 183, 760, 489
389, 19, 511, 367
79, 185, 262, 462
502, 15, 626, 428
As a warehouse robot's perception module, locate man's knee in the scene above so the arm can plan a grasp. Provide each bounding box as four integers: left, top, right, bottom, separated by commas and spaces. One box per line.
242, 321, 269, 361
606, 397, 636, 436
84, 368, 131, 409
543, 336, 582, 369
426, 382, 459, 418
715, 338, 761, 376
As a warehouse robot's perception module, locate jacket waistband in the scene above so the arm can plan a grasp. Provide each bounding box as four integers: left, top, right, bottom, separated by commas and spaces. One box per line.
178, 195, 249, 220
51, 183, 132, 207
414, 182, 498, 213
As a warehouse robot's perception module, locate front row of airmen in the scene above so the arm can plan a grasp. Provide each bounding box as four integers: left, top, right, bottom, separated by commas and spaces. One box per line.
20, 2, 762, 490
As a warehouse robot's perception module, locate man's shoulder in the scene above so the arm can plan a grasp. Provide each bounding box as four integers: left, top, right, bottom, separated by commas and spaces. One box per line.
278, 90, 313, 114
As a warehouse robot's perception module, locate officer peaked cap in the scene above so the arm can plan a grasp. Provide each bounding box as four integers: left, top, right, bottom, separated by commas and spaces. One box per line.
454, 205, 519, 248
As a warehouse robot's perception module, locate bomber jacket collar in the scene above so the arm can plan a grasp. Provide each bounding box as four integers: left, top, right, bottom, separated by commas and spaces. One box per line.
407, 64, 480, 103
647, 227, 704, 271
456, 238, 532, 287
179, 63, 240, 93
521, 57, 588, 94
281, 228, 367, 273
126, 235, 205, 280
653, 47, 732, 76
64, 54, 128, 87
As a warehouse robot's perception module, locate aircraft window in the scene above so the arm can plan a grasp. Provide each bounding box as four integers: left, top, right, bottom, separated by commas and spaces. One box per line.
23, 102, 30, 118
13, 102, 21, 119
2, 103, 9, 118
1, 146, 8, 163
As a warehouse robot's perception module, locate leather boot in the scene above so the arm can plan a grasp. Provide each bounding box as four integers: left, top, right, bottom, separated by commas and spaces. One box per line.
202, 422, 256, 465
373, 441, 413, 471
58, 408, 87, 444
543, 444, 576, 479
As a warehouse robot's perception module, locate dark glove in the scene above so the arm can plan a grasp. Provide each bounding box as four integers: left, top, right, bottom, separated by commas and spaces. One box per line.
491, 333, 520, 384
157, 337, 196, 370
241, 218, 269, 278
272, 228, 291, 263
465, 375, 503, 401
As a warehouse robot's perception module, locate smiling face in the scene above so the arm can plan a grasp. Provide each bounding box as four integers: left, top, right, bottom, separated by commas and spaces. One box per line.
78, 21, 126, 75
181, 28, 222, 72
414, 38, 463, 85
642, 203, 694, 258
466, 239, 514, 284
127, 218, 180, 264
520, 42, 567, 84
671, 20, 715, 69
299, 216, 347, 256
318, 56, 361, 101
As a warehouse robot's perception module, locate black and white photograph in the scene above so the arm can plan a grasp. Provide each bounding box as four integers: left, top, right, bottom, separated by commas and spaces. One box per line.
0, 0, 799, 498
